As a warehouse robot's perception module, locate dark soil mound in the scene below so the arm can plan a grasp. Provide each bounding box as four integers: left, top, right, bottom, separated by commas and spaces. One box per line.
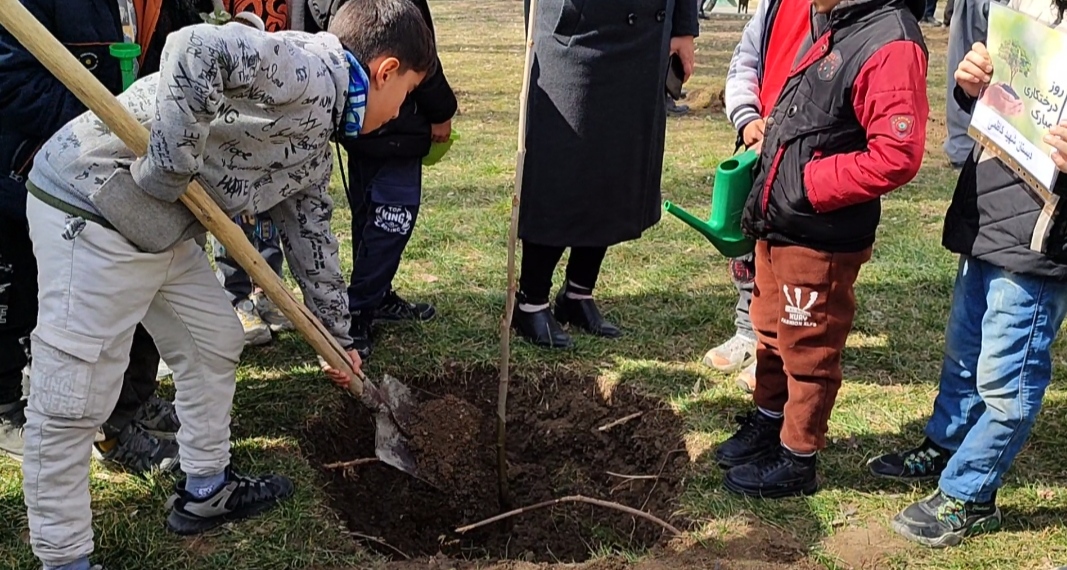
301, 369, 690, 563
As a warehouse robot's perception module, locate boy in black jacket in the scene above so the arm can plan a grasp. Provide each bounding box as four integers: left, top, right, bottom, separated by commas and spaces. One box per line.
0, 0, 213, 472
301, 0, 457, 359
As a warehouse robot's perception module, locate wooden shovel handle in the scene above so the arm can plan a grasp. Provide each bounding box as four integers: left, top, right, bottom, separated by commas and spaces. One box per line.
0, 0, 360, 390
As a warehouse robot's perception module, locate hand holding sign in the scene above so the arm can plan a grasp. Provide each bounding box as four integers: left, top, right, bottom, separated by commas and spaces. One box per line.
956, 42, 993, 98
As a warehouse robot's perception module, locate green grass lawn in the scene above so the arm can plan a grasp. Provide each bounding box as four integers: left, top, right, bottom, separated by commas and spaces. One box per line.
4, 3, 1067, 569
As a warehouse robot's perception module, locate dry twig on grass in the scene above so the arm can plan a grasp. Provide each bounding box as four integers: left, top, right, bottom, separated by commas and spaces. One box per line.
454, 494, 682, 536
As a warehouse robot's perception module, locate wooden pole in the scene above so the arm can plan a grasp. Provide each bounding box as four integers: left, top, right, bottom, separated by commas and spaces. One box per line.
0, 0, 359, 387
497, 0, 539, 510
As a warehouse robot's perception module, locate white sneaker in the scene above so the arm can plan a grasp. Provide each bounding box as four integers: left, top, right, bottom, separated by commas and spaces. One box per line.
735, 362, 756, 393
235, 299, 272, 346
252, 291, 295, 333
702, 333, 756, 373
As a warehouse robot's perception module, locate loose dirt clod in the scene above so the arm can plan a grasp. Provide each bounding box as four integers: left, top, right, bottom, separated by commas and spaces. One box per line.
301, 369, 690, 563
409, 395, 486, 488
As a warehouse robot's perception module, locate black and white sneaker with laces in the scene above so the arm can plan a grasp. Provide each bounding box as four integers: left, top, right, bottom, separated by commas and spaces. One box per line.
166, 465, 295, 535
92, 421, 180, 475
891, 490, 1001, 547
714, 410, 782, 469
868, 438, 951, 481
133, 394, 181, 439
374, 289, 436, 322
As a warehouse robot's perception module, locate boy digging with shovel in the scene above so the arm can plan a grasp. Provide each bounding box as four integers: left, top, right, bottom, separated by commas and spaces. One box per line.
17, 1, 434, 568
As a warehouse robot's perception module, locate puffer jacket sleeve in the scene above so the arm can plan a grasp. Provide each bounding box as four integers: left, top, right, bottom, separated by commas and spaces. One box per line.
0, 0, 88, 136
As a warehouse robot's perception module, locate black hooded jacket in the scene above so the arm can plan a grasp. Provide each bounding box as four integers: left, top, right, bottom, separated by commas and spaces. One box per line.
304, 0, 458, 159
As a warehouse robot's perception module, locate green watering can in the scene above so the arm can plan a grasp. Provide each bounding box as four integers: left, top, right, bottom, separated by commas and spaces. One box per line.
663, 149, 757, 258
109, 42, 141, 91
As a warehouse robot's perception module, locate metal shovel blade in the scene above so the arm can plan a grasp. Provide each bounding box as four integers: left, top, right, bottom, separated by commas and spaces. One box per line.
360, 375, 419, 476
378, 373, 417, 434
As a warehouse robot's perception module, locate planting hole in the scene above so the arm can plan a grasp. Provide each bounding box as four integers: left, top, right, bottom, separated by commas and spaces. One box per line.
301, 369, 690, 563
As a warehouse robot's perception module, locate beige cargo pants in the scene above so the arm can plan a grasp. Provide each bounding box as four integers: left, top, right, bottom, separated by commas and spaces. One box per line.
23, 195, 244, 566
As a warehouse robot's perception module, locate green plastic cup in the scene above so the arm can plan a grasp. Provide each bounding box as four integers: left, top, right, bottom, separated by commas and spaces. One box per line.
109, 42, 142, 91
423, 130, 460, 167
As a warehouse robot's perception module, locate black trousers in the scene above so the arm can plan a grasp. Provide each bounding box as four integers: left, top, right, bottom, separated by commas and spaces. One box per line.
0, 209, 159, 438
518, 240, 607, 305
0, 209, 36, 405
345, 156, 422, 313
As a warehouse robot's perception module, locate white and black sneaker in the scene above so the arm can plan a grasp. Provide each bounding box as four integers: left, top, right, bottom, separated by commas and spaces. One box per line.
133, 395, 181, 439
92, 421, 180, 475
165, 466, 295, 535
374, 290, 436, 322
0, 399, 26, 462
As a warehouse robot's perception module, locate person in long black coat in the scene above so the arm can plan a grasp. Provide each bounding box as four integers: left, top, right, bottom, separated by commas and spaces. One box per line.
513, 0, 698, 348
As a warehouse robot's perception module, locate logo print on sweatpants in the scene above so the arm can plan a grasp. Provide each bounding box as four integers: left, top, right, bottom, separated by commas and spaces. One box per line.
782, 286, 818, 327
374, 205, 413, 235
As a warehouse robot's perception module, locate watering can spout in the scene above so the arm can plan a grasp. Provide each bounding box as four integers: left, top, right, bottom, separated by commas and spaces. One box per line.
663, 201, 718, 242
663, 150, 757, 258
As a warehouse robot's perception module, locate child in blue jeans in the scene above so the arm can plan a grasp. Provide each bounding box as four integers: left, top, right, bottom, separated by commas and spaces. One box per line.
869, 30, 1067, 547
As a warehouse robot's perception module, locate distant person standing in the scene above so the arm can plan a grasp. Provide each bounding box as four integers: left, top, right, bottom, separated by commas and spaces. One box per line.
208, 0, 297, 348
922, 0, 946, 24
945, 0, 990, 167
514, 0, 698, 348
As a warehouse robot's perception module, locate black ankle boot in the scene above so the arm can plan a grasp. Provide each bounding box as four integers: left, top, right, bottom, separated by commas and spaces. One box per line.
714, 410, 782, 469
512, 293, 573, 349
553, 290, 621, 338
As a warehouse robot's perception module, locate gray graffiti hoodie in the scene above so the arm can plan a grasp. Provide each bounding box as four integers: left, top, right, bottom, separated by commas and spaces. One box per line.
28, 23, 354, 346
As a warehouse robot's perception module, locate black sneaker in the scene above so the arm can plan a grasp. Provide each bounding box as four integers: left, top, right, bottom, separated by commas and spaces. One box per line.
0, 400, 26, 462
714, 410, 782, 469
724, 446, 819, 499
92, 422, 180, 475
350, 310, 373, 361
133, 395, 181, 439
165, 465, 295, 535
868, 438, 950, 481
891, 490, 1001, 547
374, 290, 436, 322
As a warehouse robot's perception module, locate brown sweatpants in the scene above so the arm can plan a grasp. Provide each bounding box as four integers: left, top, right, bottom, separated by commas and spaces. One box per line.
750, 240, 871, 454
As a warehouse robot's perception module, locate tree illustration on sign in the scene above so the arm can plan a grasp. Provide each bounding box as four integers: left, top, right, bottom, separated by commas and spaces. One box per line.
998, 39, 1032, 91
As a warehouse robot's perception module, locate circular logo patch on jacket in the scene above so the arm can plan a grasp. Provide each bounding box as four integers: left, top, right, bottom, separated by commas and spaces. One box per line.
891, 115, 915, 139
817, 50, 843, 81
79, 52, 99, 71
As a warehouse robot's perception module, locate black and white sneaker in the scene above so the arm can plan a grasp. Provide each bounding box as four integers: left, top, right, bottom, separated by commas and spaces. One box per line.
0, 400, 26, 462
891, 490, 1001, 547
133, 395, 180, 439
166, 466, 295, 535
93, 422, 180, 475
868, 438, 951, 481
374, 290, 436, 322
